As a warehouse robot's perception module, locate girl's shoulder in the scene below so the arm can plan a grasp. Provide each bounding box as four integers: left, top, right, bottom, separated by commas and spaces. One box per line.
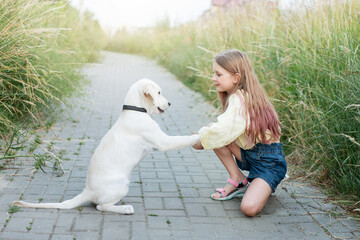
229, 90, 246, 103
227, 90, 246, 111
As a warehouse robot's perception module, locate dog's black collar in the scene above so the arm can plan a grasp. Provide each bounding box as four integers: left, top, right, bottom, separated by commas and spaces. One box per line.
123, 105, 147, 113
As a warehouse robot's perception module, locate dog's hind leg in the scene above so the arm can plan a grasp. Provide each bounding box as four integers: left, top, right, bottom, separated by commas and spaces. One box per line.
96, 203, 134, 215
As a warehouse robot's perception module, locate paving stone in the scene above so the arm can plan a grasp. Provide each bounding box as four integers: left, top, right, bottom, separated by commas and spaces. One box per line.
75, 231, 100, 240
253, 215, 280, 232
102, 221, 129, 240
30, 217, 56, 234
130, 221, 147, 240
189, 216, 232, 225
147, 216, 171, 229
0, 231, 50, 240
214, 223, 241, 238
143, 182, 160, 192
56, 213, 77, 229
192, 175, 210, 184
174, 175, 193, 184
185, 204, 207, 217
144, 197, 164, 210
159, 182, 178, 192
167, 216, 191, 230
145, 209, 186, 217
4, 217, 33, 232
164, 197, 183, 209
140, 171, 157, 179
157, 171, 174, 179
171, 165, 188, 172
239, 231, 287, 240
51, 233, 75, 240
148, 229, 172, 239
179, 187, 199, 197
191, 224, 217, 238
172, 229, 194, 238
73, 214, 103, 231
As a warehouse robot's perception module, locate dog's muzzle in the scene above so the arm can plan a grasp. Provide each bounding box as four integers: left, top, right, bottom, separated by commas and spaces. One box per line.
158, 102, 171, 113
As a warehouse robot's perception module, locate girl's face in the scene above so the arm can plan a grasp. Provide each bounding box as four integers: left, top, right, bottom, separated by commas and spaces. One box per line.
212, 62, 238, 94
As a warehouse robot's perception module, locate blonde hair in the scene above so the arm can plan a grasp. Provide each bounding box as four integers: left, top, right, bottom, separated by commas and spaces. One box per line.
215, 49, 281, 144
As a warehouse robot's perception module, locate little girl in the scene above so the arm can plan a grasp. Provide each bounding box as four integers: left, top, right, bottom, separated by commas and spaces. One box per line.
193, 49, 287, 217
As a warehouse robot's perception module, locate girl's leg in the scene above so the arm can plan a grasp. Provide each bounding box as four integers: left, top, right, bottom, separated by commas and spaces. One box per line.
240, 178, 272, 217
212, 143, 246, 198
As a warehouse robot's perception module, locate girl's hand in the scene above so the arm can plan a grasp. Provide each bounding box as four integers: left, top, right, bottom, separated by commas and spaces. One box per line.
193, 139, 204, 150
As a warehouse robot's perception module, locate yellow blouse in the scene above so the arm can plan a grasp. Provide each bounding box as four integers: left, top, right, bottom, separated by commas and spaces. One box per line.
199, 90, 272, 150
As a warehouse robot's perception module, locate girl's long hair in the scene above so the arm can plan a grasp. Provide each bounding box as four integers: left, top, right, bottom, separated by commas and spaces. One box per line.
215, 49, 281, 144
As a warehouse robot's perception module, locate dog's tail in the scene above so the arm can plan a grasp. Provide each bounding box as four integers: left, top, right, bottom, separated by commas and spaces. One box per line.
11, 191, 90, 209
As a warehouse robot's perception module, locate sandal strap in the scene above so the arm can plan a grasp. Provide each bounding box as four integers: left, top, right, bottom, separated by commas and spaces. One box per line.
216, 188, 226, 197
214, 178, 249, 198
227, 177, 248, 189
238, 177, 248, 188
227, 178, 239, 188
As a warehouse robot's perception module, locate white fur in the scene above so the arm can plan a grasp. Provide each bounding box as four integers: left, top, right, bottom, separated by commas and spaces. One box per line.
12, 79, 199, 214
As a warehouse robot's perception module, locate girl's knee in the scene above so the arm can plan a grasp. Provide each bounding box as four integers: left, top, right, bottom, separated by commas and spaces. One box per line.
240, 201, 259, 217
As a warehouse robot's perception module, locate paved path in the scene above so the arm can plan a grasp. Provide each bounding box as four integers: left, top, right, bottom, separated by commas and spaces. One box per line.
0, 51, 359, 240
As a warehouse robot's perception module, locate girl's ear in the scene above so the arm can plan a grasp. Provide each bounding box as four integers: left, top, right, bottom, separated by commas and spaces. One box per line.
233, 73, 241, 84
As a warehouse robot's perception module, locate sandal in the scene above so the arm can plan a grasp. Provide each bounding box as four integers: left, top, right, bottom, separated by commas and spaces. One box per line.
211, 177, 248, 201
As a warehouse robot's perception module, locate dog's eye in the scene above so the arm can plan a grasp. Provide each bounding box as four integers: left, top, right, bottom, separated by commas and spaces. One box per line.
158, 91, 161, 95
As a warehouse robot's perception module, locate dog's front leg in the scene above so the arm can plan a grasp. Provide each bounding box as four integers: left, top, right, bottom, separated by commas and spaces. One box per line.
143, 127, 199, 151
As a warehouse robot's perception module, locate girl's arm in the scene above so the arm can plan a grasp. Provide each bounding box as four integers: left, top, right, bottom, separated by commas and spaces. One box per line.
198, 94, 247, 150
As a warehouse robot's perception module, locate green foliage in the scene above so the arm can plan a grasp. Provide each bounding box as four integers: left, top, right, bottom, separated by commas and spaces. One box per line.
106, 0, 360, 210
0, 0, 107, 135
8, 205, 22, 214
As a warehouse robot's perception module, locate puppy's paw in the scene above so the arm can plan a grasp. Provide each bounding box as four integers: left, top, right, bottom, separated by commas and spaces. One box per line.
121, 205, 134, 215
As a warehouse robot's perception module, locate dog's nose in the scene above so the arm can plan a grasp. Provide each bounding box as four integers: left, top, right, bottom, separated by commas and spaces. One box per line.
168, 102, 171, 106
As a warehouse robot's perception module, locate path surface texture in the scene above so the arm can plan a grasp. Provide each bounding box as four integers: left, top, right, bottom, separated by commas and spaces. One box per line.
0, 52, 359, 240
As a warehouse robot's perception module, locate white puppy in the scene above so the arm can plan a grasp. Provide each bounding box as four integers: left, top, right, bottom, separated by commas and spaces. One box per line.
12, 79, 200, 214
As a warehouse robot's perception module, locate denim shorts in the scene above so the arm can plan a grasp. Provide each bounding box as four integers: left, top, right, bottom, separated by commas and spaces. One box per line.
236, 142, 287, 193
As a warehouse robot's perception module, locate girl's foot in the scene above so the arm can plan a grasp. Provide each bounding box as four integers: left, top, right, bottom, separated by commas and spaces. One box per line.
211, 178, 248, 201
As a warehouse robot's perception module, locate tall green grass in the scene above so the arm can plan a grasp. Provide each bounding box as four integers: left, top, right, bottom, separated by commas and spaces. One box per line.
106, 0, 360, 211
0, 0, 106, 136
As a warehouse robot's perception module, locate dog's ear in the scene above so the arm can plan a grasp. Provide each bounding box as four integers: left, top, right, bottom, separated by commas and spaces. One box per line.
141, 83, 156, 100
